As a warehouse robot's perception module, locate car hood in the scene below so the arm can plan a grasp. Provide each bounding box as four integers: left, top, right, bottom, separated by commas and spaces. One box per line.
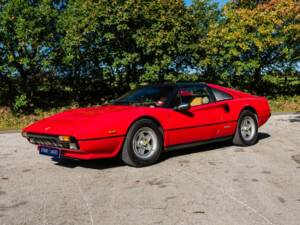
23, 105, 136, 139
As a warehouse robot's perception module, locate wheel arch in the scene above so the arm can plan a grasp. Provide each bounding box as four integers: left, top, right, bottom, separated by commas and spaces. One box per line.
127, 116, 164, 139
130, 116, 163, 130
117, 116, 165, 156
240, 105, 257, 116
234, 105, 258, 134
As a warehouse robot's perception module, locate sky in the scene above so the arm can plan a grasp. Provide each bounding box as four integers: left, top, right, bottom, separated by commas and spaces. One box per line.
184, 0, 228, 7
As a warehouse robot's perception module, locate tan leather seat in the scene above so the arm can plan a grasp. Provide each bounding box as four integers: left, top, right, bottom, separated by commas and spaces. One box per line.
202, 96, 209, 104
190, 97, 203, 106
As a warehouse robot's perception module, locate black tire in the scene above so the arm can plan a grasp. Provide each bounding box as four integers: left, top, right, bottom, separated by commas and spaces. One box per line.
121, 119, 163, 167
233, 110, 258, 146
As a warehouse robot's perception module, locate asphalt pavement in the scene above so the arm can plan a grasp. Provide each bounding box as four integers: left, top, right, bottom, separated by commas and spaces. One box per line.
0, 114, 300, 225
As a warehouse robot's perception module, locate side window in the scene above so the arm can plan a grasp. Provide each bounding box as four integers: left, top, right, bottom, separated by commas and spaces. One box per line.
211, 88, 233, 101
179, 86, 212, 107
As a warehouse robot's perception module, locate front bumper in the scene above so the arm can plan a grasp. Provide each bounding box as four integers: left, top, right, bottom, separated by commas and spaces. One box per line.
36, 135, 124, 160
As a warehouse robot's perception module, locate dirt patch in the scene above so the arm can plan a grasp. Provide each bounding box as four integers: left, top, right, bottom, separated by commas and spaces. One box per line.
277, 197, 286, 203
178, 160, 190, 164
262, 170, 272, 174
192, 211, 205, 214
0, 201, 27, 212
234, 148, 245, 153
147, 178, 164, 186
165, 196, 176, 201
147, 178, 168, 188
292, 154, 300, 164
0, 153, 12, 158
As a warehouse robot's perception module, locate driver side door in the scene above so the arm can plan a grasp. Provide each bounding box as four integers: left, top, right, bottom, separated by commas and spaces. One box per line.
165, 85, 224, 147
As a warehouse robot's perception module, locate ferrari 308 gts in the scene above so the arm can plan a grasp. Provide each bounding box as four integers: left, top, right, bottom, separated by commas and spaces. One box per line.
22, 82, 271, 167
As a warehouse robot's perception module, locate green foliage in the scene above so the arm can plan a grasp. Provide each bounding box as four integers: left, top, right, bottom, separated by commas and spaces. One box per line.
229, 0, 271, 9
0, 106, 69, 130
0, 0, 59, 107
0, 0, 299, 113
202, 0, 300, 88
13, 94, 28, 113
269, 95, 300, 112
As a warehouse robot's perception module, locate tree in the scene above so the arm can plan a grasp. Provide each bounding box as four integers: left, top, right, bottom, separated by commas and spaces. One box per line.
58, 0, 199, 89
0, 0, 58, 110
1, 0, 298, 112
230, 0, 270, 9
203, 0, 300, 89
190, 0, 220, 81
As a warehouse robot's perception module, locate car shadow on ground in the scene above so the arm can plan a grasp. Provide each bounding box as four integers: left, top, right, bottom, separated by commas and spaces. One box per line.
54, 132, 271, 170
53, 157, 124, 170
289, 115, 300, 123
159, 132, 270, 163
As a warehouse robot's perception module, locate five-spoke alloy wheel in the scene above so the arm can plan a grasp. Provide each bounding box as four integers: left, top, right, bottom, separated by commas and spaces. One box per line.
121, 119, 163, 167
233, 110, 258, 146
132, 127, 159, 160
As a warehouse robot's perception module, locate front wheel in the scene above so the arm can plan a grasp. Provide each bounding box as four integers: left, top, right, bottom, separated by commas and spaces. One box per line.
233, 110, 258, 146
121, 119, 163, 167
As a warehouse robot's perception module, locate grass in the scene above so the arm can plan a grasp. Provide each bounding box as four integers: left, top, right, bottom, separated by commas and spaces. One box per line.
0, 107, 71, 130
0, 95, 299, 130
268, 95, 300, 113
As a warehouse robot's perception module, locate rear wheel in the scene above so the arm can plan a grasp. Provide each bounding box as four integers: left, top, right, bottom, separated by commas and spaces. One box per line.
121, 119, 163, 167
233, 110, 258, 146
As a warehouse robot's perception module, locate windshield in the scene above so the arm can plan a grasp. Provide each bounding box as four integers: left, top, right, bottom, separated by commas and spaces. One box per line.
112, 85, 175, 107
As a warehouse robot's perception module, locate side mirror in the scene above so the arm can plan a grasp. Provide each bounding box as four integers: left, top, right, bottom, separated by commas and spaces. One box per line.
174, 103, 190, 111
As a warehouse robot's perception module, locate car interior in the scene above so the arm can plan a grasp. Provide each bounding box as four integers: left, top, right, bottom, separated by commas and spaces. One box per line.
179, 88, 211, 107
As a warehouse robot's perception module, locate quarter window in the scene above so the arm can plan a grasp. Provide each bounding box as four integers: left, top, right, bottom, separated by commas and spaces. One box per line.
211, 88, 233, 101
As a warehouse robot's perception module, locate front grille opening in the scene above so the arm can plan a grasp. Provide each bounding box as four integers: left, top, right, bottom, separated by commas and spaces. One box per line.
27, 133, 76, 149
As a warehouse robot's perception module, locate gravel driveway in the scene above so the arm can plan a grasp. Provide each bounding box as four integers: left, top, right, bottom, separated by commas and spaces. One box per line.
0, 114, 300, 225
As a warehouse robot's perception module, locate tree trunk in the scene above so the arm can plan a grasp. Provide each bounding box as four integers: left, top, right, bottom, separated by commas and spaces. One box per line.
254, 67, 261, 83
253, 67, 262, 94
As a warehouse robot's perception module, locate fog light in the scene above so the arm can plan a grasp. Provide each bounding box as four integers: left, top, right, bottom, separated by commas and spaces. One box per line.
29, 138, 36, 144
21, 131, 28, 138
69, 143, 78, 150
59, 136, 71, 142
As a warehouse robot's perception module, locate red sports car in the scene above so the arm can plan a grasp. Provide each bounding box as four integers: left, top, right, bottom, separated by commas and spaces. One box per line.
22, 82, 271, 167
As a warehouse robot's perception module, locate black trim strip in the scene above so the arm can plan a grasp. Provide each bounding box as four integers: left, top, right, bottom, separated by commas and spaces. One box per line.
165, 136, 232, 151
78, 135, 125, 142
165, 120, 237, 132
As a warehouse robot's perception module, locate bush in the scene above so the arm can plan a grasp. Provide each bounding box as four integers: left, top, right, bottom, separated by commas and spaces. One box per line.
13, 94, 29, 114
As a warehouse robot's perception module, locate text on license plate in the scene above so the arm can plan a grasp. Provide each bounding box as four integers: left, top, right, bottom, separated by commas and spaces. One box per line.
39, 146, 60, 158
